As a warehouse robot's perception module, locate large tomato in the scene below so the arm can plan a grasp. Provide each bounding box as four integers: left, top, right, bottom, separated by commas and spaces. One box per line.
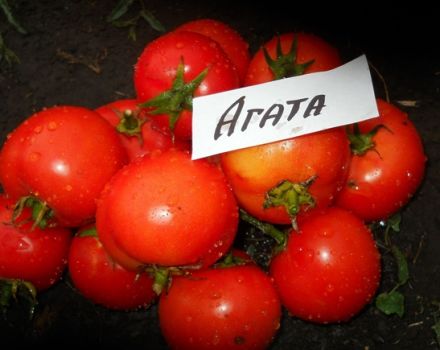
159, 263, 281, 350
68, 226, 155, 310
270, 207, 381, 323
220, 127, 350, 226
174, 18, 250, 84
244, 32, 341, 86
335, 99, 427, 221
134, 30, 240, 140
96, 148, 238, 268
95, 99, 189, 161
0, 195, 71, 291
0, 106, 127, 227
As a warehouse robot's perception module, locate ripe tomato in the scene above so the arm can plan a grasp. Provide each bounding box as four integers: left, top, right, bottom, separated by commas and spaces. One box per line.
0, 106, 127, 227
270, 207, 381, 323
134, 30, 240, 140
220, 127, 350, 226
335, 99, 427, 221
96, 148, 238, 268
159, 264, 281, 350
95, 99, 189, 161
68, 226, 155, 310
244, 32, 341, 86
0, 195, 71, 291
174, 18, 250, 84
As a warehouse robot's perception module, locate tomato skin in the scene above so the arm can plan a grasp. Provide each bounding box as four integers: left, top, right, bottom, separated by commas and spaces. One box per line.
220, 127, 350, 224
159, 265, 281, 350
134, 30, 240, 140
0, 106, 128, 227
0, 195, 71, 291
174, 18, 250, 84
336, 99, 427, 221
68, 226, 155, 310
270, 207, 381, 323
244, 32, 341, 86
96, 148, 238, 268
95, 99, 189, 161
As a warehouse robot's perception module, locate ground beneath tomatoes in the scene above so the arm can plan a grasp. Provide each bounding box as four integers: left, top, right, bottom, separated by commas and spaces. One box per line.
1, 1, 439, 349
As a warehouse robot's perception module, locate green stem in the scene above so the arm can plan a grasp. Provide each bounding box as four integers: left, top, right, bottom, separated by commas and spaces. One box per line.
240, 209, 287, 249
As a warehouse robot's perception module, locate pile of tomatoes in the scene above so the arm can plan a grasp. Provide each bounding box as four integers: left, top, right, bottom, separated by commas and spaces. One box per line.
0, 18, 426, 349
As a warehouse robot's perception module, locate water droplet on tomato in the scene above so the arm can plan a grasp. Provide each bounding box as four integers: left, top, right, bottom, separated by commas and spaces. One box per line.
33, 125, 43, 134
65, 184, 73, 191
175, 42, 184, 49
47, 121, 58, 131
211, 292, 221, 300
29, 152, 41, 162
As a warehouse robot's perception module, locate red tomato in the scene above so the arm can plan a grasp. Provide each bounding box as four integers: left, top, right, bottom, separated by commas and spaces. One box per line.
68, 226, 155, 310
0, 106, 127, 227
244, 32, 341, 86
270, 207, 381, 323
159, 264, 281, 350
95, 99, 189, 161
220, 128, 350, 225
96, 148, 238, 268
134, 30, 240, 140
174, 18, 250, 84
336, 99, 427, 221
0, 195, 71, 291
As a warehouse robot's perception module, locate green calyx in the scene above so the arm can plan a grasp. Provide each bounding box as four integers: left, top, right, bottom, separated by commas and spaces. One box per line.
346, 123, 389, 156
115, 108, 147, 143
12, 196, 55, 230
148, 263, 202, 296
264, 177, 316, 230
0, 278, 38, 319
263, 35, 315, 80
139, 58, 208, 133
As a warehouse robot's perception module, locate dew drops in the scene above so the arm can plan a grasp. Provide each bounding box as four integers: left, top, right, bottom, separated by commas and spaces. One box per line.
65, 184, 73, 191
29, 152, 41, 162
175, 42, 184, 49
47, 121, 58, 131
33, 125, 43, 134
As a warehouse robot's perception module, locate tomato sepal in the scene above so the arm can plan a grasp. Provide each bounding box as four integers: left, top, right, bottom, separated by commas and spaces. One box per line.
263, 176, 316, 230
12, 196, 55, 230
263, 35, 314, 80
0, 277, 38, 319
139, 58, 208, 135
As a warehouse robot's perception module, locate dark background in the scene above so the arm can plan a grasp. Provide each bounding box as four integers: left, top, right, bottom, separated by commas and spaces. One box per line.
1, 1, 439, 349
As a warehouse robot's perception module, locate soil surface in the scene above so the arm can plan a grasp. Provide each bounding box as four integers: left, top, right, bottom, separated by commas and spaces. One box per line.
1, 1, 439, 349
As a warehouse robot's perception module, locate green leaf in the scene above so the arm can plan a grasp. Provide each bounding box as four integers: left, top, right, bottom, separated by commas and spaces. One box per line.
0, 0, 27, 34
106, 0, 135, 22
433, 319, 440, 345
391, 245, 409, 286
140, 9, 165, 33
376, 290, 405, 317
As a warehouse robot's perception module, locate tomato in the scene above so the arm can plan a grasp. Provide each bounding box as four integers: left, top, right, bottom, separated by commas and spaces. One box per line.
96, 148, 238, 268
95, 99, 189, 161
220, 127, 350, 226
335, 99, 427, 221
68, 226, 155, 310
134, 30, 240, 140
0, 195, 71, 291
0, 106, 127, 227
174, 18, 250, 84
159, 264, 281, 350
270, 207, 381, 323
244, 32, 341, 86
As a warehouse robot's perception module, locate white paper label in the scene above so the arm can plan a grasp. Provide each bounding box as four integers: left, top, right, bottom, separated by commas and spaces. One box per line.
191, 55, 378, 160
